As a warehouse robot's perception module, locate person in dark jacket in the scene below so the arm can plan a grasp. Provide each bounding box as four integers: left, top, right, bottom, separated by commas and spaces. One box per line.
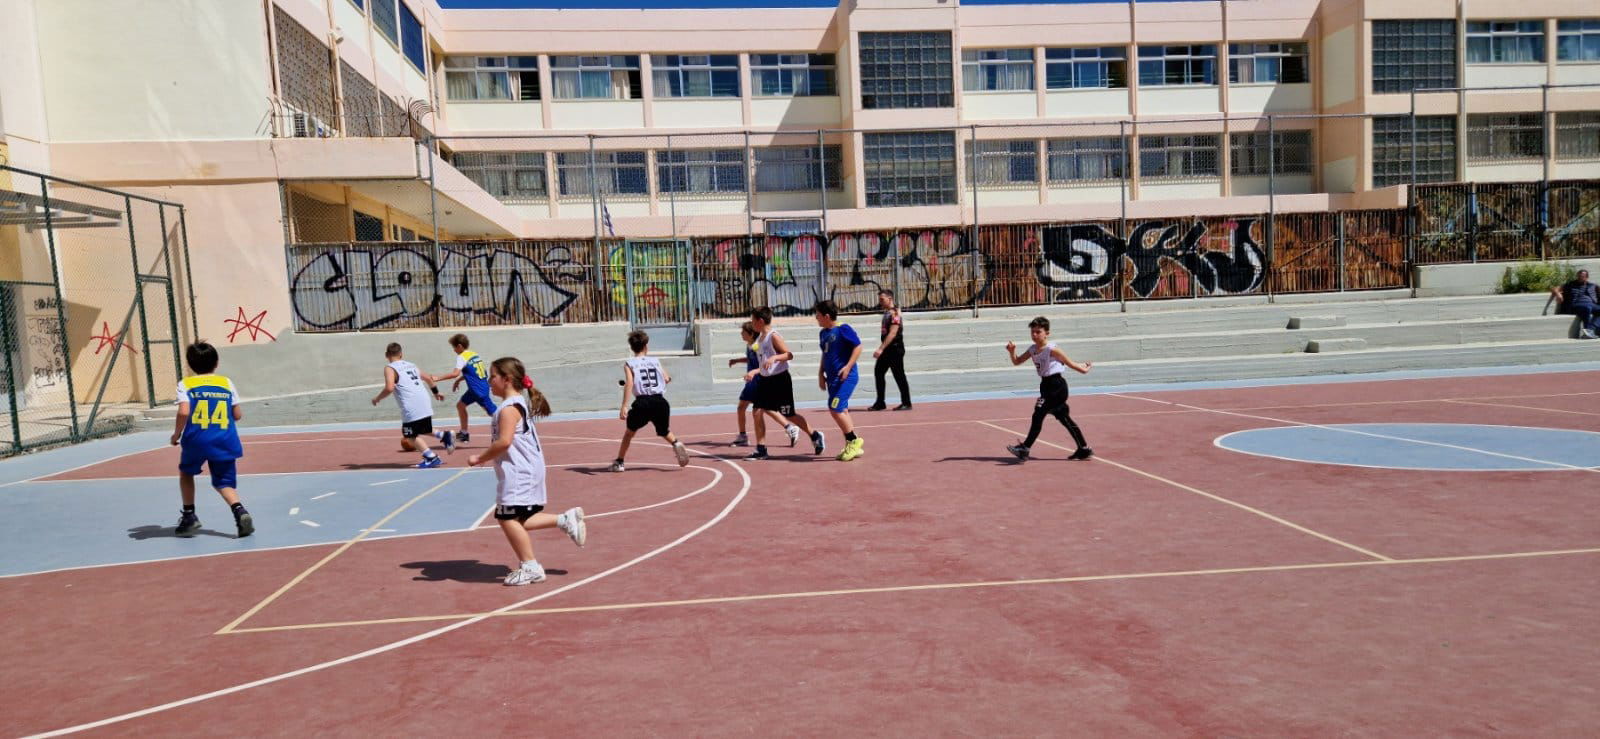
1552, 269, 1598, 340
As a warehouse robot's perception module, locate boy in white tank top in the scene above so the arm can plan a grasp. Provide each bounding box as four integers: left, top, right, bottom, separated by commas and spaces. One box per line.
610, 330, 690, 472
370, 343, 447, 469
1003, 316, 1094, 462
742, 306, 825, 460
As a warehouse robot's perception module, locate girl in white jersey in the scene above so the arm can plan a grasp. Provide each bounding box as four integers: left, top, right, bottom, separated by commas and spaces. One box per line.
610, 330, 690, 473
370, 343, 447, 469
1004, 316, 1093, 462
467, 356, 587, 586
742, 306, 825, 460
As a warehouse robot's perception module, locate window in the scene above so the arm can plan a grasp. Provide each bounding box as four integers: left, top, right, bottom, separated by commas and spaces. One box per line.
391, 224, 416, 241
1371, 20, 1458, 94
1044, 47, 1127, 89
651, 55, 739, 98
1229, 42, 1309, 84
1557, 19, 1600, 62
658, 149, 746, 194
399, 3, 426, 72
550, 56, 642, 100
966, 140, 1038, 185
348, 0, 363, 9
1372, 115, 1457, 187
751, 54, 836, 97
1467, 21, 1545, 64
452, 152, 548, 201
1139, 135, 1220, 179
962, 49, 1034, 92
372, 0, 398, 45
1229, 131, 1313, 176
754, 146, 842, 191
1556, 111, 1600, 158
863, 131, 957, 207
444, 57, 539, 101
556, 151, 647, 196
1137, 45, 1217, 86
354, 210, 385, 241
1047, 137, 1126, 182
1467, 113, 1545, 160
859, 32, 954, 110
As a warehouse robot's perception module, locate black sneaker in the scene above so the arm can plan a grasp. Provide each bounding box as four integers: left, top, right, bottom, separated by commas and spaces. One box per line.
892, 403, 913, 411
235, 512, 255, 538
175, 511, 201, 538
1069, 447, 1095, 461
746, 448, 770, 460
1006, 443, 1030, 461
456, 431, 470, 443
811, 431, 826, 455
867, 402, 887, 411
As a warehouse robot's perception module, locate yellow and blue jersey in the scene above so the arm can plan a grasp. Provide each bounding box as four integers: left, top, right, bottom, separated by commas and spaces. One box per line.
177, 373, 243, 460
456, 350, 491, 393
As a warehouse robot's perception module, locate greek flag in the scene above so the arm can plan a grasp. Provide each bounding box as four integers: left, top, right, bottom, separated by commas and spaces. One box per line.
600, 199, 616, 237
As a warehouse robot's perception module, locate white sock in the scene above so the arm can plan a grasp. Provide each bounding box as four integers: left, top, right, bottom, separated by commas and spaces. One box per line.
521, 559, 541, 571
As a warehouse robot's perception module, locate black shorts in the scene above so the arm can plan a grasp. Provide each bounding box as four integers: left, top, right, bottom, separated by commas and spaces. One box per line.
626, 394, 672, 436
401, 417, 434, 439
1036, 374, 1070, 412
493, 504, 544, 522
753, 371, 796, 417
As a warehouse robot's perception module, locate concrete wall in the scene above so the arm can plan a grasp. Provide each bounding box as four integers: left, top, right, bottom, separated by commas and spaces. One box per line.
1414, 259, 1600, 297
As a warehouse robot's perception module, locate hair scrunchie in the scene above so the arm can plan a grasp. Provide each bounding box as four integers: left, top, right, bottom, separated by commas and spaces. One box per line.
521, 376, 533, 389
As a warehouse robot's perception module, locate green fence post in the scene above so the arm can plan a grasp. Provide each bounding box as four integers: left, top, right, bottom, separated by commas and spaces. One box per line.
40, 175, 81, 440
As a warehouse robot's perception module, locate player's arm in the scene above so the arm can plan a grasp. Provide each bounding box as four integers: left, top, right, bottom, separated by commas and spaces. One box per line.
768, 333, 795, 366
841, 341, 863, 380
727, 356, 744, 367
1052, 347, 1092, 374
468, 408, 519, 466
619, 364, 634, 420
171, 398, 189, 446
663, 365, 672, 385
371, 366, 397, 406
418, 371, 444, 400
229, 381, 244, 421
1005, 341, 1029, 366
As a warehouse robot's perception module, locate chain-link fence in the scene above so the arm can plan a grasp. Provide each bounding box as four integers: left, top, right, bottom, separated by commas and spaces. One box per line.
0, 165, 195, 455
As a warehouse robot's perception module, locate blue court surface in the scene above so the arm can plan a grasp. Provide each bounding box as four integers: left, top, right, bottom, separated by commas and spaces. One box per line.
1216, 423, 1600, 472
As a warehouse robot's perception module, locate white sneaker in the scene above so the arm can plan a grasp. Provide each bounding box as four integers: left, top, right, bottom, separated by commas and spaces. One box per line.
558, 507, 587, 548
609, 460, 625, 473
504, 564, 546, 586
785, 424, 800, 447
1581, 328, 1597, 340
673, 441, 690, 467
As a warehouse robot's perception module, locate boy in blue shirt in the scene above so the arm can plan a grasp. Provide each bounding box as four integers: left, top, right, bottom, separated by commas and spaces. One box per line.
433, 333, 496, 444
169, 341, 253, 538
814, 300, 865, 462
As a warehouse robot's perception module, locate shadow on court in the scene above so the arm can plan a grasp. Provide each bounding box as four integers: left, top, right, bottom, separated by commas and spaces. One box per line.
126, 525, 235, 540
401, 560, 568, 583
935, 455, 1024, 466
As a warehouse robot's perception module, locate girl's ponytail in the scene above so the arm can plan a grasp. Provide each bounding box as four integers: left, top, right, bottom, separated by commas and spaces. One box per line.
491, 356, 552, 418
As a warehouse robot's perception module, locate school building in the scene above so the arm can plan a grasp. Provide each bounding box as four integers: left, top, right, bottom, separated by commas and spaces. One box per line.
1, 0, 1599, 344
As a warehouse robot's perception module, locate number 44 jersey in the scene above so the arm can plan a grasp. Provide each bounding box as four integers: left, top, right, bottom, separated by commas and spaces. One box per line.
177, 373, 244, 460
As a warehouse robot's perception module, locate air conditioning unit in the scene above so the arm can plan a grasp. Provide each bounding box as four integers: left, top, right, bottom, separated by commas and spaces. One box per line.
283, 105, 334, 139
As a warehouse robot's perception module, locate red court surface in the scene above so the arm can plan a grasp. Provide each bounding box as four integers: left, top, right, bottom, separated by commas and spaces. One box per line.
4, 370, 1599, 736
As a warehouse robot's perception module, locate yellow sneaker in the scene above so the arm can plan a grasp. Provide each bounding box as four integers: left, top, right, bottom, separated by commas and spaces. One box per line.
836, 437, 865, 461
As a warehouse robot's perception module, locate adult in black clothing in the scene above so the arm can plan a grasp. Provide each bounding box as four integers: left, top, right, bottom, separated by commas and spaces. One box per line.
1551, 268, 1598, 339
869, 289, 912, 411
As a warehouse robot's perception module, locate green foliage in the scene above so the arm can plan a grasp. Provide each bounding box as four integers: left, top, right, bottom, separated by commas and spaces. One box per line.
1497, 260, 1580, 295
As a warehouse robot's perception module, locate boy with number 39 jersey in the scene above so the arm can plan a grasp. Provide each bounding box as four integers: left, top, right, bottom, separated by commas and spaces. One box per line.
610, 330, 690, 473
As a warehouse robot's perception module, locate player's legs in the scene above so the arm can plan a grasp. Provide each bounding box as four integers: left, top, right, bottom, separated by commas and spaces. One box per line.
1021, 399, 1052, 448
208, 460, 252, 537
456, 400, 470, 432
1050, 404, 1092, 456
735, 400, 750, 433
887, 349, 911, 408
521, 511, 563, 531
499, 519, 536, 562
752, 406, 767, 444
179, 473, 197, 507
615, 428, 637, 463
785, 412, 812, 434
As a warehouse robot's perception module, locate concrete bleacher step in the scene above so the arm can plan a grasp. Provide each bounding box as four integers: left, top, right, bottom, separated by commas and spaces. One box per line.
1288, 315, 1347, 329
1305, 338, 1366, 353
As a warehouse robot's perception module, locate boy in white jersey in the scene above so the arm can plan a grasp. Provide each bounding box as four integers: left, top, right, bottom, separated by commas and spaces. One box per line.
1004, 316, 1094, 461
467, 356, 586, 586
742, 306, 824, 460
372, 343, 447, 468
610, 330, 690, 472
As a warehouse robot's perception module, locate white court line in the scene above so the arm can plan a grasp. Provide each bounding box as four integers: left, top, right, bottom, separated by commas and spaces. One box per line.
25, 442, 752, 739
311, 492, 337, 500
289, 507, 299, 516
299, 520, 320, 528
361, 529, 395, 534
368, 479, 407, 487
472, 463, 724, 528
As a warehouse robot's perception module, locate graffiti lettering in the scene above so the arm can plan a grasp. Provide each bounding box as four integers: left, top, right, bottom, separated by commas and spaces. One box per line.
291, 246, 586, 330
24, 316, 66, 390
1039, 219, 1266, 300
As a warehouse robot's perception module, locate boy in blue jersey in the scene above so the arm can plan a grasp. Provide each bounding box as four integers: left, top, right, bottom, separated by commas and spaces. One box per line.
433, 333, 496, 444
169, 342, 253, 538
813, 300, 865, 462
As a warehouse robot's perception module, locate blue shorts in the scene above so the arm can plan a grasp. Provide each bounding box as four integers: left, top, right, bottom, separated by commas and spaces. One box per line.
179, 452, 238, 490
826, 372, 859, 413
460, 387, 497, 415
739, 378, 759, 403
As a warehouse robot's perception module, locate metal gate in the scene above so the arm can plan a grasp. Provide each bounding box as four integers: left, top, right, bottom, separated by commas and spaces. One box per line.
622, 239, 695, 328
